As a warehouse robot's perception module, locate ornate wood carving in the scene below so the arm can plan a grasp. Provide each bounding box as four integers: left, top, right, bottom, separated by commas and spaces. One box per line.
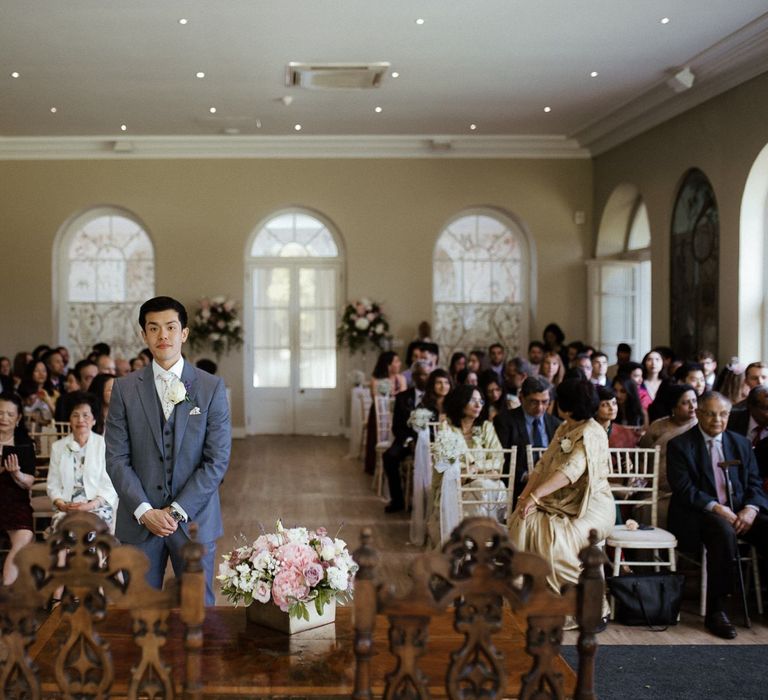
0, 512, 205, 700
353, 517, 606, 700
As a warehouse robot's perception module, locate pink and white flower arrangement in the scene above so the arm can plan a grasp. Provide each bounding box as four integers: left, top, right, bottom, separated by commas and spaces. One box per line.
188, 295, 244, 359
217, 521, 358, 620
337, 298, 391, 353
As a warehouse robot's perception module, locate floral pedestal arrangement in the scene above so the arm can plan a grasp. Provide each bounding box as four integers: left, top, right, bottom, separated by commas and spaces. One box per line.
218, 521, 357, 636
246, 598, 336, 634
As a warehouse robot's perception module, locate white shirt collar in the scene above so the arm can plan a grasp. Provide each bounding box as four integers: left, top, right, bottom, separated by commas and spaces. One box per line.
152, 357, 184, 381
698, 426, 722, 445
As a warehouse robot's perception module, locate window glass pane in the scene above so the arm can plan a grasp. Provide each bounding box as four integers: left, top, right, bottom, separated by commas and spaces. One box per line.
487, 231, 521, 260
300, 349, 336, 389
433, 261, 462, 302
476, 215, 506, 237
463, 261, 492, 302
69, 261, 96, 301
95, 260, 125, 302
300, 310, 336, 347
253, 268, 289, 307
300, 268, 335, 307
253, 349, 291, 388
601, 296, 633, 341
125, 260, 155, 301
491, 261, 520, 303
251, 213, 338, 258
254, 310, 290, 347
601, 265, 633, 294
280, 242, 310, 257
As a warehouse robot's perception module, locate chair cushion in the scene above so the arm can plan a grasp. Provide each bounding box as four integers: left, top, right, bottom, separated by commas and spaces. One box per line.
606, 524, 677, 548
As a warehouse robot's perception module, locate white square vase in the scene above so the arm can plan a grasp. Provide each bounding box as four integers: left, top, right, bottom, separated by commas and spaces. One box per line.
245, 597, 336, 634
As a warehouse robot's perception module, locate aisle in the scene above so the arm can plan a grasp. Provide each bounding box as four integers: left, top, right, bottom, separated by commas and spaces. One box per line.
216, 435, 420, 604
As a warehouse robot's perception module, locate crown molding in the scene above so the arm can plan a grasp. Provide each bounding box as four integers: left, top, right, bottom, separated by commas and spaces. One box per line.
0, 134, 590, 160
573, 12, 768, 156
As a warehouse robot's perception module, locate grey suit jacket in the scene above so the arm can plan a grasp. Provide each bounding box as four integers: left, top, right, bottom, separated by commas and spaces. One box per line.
105, 362, 231, 545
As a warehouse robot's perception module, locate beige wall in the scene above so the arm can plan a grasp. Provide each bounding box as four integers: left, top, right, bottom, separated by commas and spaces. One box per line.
0, 157, 592, 429
593, 71, 768, 363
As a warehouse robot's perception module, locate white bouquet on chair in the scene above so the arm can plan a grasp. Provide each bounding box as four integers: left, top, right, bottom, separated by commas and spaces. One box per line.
431, 427, 467, 544
407, 407, 433, 431
431, 427, 466, 464
376, 378, 392, 396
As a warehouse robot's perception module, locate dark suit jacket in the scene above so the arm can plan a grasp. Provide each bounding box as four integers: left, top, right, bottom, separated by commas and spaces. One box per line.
493, 407, 561, 496
666, 425, 768, 550
726, 407, 750, 437
391, 388, 420, 447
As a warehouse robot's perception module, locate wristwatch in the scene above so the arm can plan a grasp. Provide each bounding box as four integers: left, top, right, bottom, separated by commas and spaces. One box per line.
168, 506, 185, 523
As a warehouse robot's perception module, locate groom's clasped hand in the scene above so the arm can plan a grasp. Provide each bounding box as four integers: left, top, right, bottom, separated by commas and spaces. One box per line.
140, 507, 179, 537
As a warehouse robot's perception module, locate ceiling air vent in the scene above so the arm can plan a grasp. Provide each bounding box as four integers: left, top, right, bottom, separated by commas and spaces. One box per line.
286, 62, 390, 89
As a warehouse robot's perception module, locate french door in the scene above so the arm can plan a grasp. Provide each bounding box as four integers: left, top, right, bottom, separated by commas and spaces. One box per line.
246, 261, 343, 434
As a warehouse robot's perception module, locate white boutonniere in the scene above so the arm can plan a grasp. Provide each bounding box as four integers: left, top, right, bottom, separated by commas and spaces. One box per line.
66, 438, 82, 453
559, 437, 574, 454
167, 376, 192, 405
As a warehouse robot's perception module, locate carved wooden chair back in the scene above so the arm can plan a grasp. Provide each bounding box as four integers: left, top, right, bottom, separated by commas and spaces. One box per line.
353, 517, 604, 700
0, 511, 205, 700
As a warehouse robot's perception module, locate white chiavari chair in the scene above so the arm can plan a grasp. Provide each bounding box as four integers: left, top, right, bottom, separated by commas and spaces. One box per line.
357, 390, 373, 460
371, 395, 394, 497
458, 447, 517, 525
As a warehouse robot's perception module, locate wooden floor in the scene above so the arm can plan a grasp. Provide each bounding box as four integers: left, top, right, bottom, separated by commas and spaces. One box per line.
217, 435, 768, 645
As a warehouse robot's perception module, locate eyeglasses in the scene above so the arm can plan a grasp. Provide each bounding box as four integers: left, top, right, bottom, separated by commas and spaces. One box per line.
698, 410, 730, 420
469, 399, 485, 406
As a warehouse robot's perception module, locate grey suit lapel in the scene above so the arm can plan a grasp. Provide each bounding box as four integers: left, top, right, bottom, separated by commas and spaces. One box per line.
137, 365, 163, 454
173, 362, 198, 458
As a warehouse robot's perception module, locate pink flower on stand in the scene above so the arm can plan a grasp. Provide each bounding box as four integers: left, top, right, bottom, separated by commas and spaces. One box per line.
277, 542, 319, 571
271, 568, 309, 612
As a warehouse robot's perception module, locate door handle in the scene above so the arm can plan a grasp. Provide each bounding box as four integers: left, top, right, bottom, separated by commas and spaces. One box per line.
299, 389, 305, 394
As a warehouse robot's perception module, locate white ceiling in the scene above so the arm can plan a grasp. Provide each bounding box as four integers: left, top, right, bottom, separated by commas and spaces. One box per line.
1, 1, 767, 155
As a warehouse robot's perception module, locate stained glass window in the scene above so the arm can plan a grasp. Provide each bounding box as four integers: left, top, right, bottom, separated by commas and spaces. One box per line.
62, 211, 154, 360
433, 213, 528, 361
250, 213, 338, 258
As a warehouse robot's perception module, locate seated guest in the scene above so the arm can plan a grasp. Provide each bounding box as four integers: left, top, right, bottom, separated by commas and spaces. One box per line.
467, 350, 486, 374
42, 349, 66, 394
727, 384, 768, 445
23, 359, 57, 414
697, 350, 718, 390
96, 354, 117, 376
12, 352, 31, 389
421, 368, 452, 423
565, 341, 585, 368
611, 375, 645, 429
88, 373, 115, 435
17, 380, 53, 433
48, 392, 118, 534
478, 370, 506, 421
422, 343, 440, 372
55, 359, 99, 421
448, 352, 467, 385
591, 352, 609, 386
641, 350, 666, 402
675, 362, 706, 397
653, 345, 676, 377
527, 341, 545, 376
114, 357, 131, 377
364, 351, 407, 474
667, 391, 768, 639
542, 322, 566, 359
606, 342, 632, 380
402, 342, 426, 388
574, 353, 593, 381
0, 356, 11, 380
494, 376, 561, 504
129, 356, 145, 372
427, 385, 503, 546
488, 343, 506, 383
734, 361, 768, 408
0, 358, 12, 394
638, 384, 698, 525
455, 368, 478, 386
0, 392, 36, 585
620, 361, 652, 410
714, 360, 745, 403
509, 379, 615, 623
196, 358, 218, 375
539, 351, 565, 392
383, 361, 430, 513
595, 386, 641, 448
502, 357, 530, 401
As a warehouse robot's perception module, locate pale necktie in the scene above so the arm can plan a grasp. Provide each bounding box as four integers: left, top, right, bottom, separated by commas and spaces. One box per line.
159, 372, 176, 420
708, 438, 728, 504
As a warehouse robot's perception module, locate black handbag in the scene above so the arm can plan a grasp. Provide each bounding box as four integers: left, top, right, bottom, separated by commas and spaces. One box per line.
608, 573, 685, 630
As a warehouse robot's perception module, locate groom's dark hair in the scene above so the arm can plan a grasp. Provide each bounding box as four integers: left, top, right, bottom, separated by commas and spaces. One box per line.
139, 296, 188, 330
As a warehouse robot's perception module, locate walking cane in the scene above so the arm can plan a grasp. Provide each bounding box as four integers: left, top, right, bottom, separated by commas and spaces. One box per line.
718, 459, 751, 628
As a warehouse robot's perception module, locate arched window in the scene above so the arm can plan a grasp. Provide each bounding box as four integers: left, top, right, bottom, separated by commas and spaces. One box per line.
245, 209, 344, 435
588, 185, 652, 362
56, 208, 154, 361
433, 211, 530, 361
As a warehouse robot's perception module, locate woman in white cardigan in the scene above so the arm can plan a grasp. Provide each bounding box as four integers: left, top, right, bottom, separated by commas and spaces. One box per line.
47, 392, 118, 533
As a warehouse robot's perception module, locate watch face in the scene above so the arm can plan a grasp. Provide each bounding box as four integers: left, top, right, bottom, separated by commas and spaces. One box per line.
170, 508, 183, 522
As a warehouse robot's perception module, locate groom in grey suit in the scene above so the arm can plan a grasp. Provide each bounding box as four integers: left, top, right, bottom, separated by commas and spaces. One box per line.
106, 296, 231, 604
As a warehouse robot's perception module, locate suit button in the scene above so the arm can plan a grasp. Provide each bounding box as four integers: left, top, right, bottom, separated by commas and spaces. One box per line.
167, 468, 172, 474
165, 444, 172, 450
157, 485, 162, 490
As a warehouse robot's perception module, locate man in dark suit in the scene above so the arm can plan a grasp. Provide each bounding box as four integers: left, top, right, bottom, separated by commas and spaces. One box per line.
667, 391, 768, 639
727, 384, 768, 444
493, 376, 561, 505
383, 360, 430, 513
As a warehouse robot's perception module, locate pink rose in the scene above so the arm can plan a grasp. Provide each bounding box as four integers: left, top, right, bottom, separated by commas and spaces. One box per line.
303, 563, 324, 587
315, 527, 328, 537
277, 542, 318, 571
271, 568, 309, 612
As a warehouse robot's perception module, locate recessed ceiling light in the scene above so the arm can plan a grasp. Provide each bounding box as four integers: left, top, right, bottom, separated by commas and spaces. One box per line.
544, 106, 552, 113
294, 124, 302, 131
374, 106, 383, 113
120, 124, 127, 131
196, 71, 205, 79
590, 71, 599, 78
660, 17, 670, 24
209, 107, 217, 114
10, 71, 20, 78
178, 18, 188, 25
415, 18, 425, 25
469, 124, 477, 131
50, 107, 57, 113
391, 71, 400, 78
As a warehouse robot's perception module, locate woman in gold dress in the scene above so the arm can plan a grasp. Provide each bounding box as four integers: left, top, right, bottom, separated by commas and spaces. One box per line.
509, 379, 615, 620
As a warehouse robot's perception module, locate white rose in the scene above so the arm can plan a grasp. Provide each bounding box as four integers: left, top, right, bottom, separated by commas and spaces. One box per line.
212, 295, 226, 305
559, 437, 574, 454
285, 527, 309, 543
355, 318, 370, 331
231, 319, 241, 329
166, 378, 188, 405
253, 580, 271, 603
224, 300, 235, 312
210, 332, 221, 341
327, 566, 349, 591
218, 561, 235, 579
360, 297, 372, 308
201, 308, 211, 320
333, 538, 347, 556
374, 323, 384, 334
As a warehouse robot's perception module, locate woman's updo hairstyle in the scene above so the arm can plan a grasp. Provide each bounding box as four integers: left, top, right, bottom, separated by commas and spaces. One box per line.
556, 379, 599, 420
